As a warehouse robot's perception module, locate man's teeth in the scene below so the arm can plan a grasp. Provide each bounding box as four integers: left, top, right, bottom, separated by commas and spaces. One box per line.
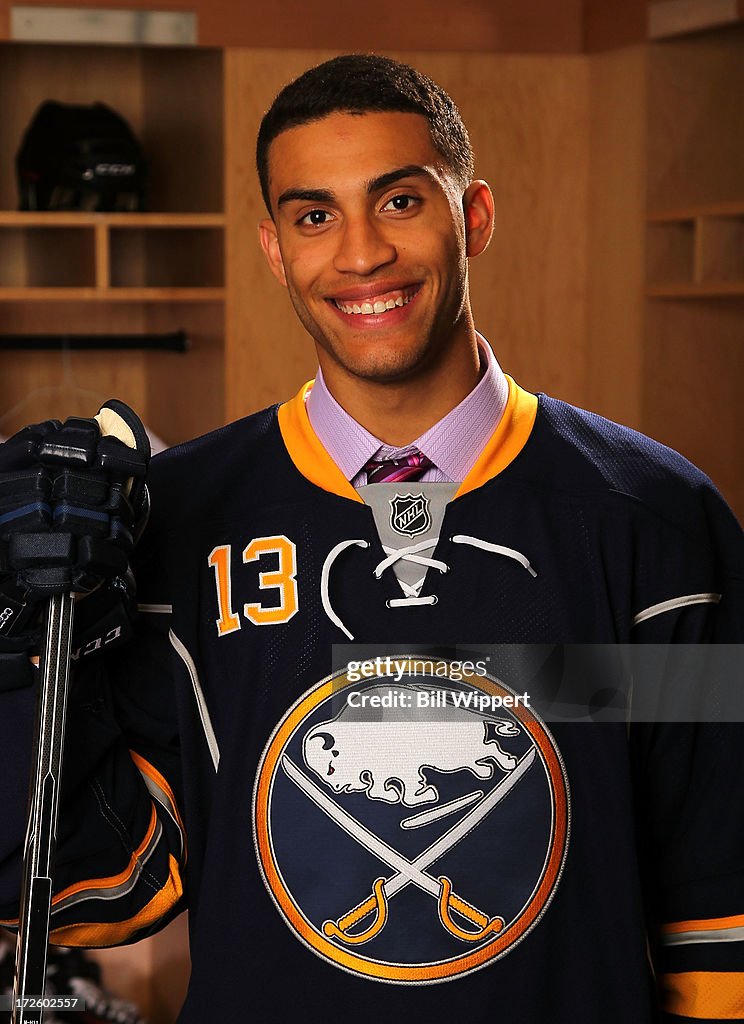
335, 293, 413, 315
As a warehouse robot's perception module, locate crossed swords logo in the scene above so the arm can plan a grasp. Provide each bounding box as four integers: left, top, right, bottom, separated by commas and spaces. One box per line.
281, 746, 536, 946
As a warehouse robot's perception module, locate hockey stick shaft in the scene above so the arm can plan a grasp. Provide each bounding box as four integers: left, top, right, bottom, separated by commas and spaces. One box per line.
12, 592, 75, 1024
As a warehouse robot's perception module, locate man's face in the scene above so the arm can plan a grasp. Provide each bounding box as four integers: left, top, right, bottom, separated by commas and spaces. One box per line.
259, 111, 489, 386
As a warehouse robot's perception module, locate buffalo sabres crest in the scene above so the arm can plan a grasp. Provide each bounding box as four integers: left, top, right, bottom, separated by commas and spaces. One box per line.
253, 660, 570, 984
389, 493, 431, 537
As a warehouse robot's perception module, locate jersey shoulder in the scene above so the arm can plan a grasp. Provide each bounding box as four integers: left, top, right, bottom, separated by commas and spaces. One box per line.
145, 404, 285, 518
524, 395, 734, 533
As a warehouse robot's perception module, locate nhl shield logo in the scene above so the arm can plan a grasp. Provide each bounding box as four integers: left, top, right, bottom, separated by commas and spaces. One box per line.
389, 493, 431, 537
253, 659, 570, 984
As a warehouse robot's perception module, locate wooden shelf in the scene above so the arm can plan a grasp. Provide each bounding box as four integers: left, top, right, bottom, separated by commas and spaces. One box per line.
645, 198, 744, 297
0, 42, 227, 450
0, 215, 225, 294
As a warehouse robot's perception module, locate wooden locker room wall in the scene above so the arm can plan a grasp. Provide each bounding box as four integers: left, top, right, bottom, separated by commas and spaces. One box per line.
0, 0, 586, 52
642, 27, 744, 517
0, 45, 225, 448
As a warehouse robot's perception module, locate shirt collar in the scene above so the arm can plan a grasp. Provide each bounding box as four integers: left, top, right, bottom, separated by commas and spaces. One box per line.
305, 333, 509, 483
304, 370, 382, 482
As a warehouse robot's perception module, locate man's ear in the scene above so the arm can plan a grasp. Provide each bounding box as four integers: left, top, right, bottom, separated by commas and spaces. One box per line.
259, 218, 288, 287
462, 180, 495, 258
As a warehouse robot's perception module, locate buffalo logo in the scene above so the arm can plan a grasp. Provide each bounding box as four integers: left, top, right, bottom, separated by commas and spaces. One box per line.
389, 493, 431, 537
253, 660, 570, 984
303, 690, 519, 805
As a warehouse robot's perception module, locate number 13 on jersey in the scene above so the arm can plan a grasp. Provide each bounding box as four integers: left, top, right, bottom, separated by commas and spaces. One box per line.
208, 536, 299, 634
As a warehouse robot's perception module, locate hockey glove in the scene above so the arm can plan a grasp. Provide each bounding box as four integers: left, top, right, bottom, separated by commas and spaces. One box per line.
0, 400, 150, 687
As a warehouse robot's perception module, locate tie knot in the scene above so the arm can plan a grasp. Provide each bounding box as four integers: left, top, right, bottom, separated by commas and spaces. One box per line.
364, 449, 433, 485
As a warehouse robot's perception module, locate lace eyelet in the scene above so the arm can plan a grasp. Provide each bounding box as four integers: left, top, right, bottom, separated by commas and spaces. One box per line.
430, 595, 438, 605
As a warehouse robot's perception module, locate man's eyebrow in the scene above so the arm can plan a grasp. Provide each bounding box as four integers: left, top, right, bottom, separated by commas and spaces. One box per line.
277, 187, 335, 208
276, 166, 434, 209
366, 165, 433, 193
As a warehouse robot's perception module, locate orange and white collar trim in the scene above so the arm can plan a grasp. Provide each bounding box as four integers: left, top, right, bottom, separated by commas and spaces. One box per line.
277, 375, 538, 503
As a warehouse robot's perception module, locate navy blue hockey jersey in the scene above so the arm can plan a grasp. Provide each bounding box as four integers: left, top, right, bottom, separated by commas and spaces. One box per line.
1, 378, 743, 1023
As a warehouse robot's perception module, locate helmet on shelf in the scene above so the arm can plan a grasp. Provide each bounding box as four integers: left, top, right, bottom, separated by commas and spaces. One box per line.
16, 100, 147, 212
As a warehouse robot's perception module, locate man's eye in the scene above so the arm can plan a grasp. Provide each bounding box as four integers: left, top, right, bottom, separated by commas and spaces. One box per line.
382, 194, 418, 213
299, 209, 331, 226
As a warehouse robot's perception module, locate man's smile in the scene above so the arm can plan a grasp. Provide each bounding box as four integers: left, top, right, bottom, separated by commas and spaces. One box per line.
328, 284, 421, 320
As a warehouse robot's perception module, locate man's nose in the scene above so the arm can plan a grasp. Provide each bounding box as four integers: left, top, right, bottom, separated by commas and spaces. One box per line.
333, 215, 396, 276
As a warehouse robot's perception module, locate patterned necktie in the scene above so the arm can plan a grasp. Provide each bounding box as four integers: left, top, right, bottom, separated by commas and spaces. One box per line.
364, 449, 433, 485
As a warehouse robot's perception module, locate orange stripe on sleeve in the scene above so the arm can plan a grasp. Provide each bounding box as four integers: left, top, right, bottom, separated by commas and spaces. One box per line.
50, 804, 158, 906
0, 806, 159, 929
663, 913, 744, 935
129, 749, 187, 847
49, 854, 184, 947
0, 757, 184, 930
661, 971, 744, 1020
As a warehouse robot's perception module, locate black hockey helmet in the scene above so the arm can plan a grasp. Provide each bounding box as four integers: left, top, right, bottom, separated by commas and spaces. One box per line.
16, 100, 147, 211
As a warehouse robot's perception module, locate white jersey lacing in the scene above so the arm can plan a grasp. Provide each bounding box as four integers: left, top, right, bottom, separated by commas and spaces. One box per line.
320, 534, 538, 640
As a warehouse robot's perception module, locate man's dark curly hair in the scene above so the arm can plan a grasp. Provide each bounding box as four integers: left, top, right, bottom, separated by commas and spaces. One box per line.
256, 54, 474, 214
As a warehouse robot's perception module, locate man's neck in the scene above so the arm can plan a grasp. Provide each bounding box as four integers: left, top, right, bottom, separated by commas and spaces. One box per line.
318, 328, 482, 447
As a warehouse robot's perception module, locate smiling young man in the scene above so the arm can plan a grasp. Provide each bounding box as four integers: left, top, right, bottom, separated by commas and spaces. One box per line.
258, 105, 492, 444
0, 55, 743, 1024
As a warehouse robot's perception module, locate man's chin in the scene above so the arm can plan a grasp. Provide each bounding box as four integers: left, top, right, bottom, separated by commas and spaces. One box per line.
332, 349, 431, 385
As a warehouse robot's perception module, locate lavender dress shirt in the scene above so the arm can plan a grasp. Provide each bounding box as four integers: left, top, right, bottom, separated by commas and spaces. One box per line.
305, 335, 509, 486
